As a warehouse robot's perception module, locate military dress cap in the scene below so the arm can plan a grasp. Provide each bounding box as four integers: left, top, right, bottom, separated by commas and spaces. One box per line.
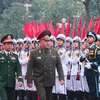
66, 37, 73, 44
96, 34, 100, 41
73, 36, 81, 43
37, 30, 51, 40
87, 31, 97, 42
13, 39, 17, 45
50, 35, 56, 42
1, 34, 13, 44
32, 37, 38, 43
57, 34, 66, 42
17, 38, 23, 44
24, 37, 31, 43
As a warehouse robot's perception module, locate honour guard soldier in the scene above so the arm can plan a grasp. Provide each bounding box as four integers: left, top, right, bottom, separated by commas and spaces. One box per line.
0, 34, 23, 100
80, 31, 100, 100
96, 35, 100, 97
65, 37, 74, 100
31, 38, 39, 49
49, 35, 56, 48
18, 37, 31, 100
80, 39, 89, 100
70, 36, 83, 100
52, 34, 67, 100
27, 30, 64, 100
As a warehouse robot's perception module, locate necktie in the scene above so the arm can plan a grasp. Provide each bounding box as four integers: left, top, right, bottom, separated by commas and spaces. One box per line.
7, 52, 10, 57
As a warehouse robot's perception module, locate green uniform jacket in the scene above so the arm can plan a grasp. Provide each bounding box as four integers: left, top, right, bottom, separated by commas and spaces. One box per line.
27, 47, 64, 87
0, 51, 23, 88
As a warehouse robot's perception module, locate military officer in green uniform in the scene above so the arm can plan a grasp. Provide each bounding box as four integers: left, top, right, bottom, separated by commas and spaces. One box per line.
80, 31, 100, 100
27, 30, 64, 100
0, 34, 23, 100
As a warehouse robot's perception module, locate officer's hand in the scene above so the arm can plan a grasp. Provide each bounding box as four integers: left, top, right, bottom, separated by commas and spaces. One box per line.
18, 82, 23, 87
27, 83, 32, 88
60, 80, 64, 85
85, 63, 91, 69
82, 49, 89, 58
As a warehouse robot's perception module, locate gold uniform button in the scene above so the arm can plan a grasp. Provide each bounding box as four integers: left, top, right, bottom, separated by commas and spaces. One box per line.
8, 74, 10, 76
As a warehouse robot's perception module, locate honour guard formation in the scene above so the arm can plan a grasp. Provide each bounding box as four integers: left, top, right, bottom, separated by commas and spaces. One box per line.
0, 17, 100, 100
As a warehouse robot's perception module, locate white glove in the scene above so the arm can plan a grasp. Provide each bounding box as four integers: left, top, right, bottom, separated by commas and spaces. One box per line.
84, 63, 91, 69
82, 49, 89, 58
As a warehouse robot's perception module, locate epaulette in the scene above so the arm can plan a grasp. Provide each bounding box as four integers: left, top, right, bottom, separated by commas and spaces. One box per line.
96, 45, 99, 48
1, 51, 4, 54
94, 47, 100, 59
49, 49, 52, 55
11, 51, 18, 56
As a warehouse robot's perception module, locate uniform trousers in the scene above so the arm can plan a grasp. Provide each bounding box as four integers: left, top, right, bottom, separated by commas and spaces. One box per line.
86, 75, 99, 97
36, 86, 53, 100
0, 87, 15, 100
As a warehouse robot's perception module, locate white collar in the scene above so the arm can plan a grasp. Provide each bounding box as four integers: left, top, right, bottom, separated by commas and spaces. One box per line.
4, 50, 10, 55
89, 44, 95, 48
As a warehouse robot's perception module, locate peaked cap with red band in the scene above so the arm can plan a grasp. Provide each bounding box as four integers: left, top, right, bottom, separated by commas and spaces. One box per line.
1, 34, 13, 44
37, 30, 51, 40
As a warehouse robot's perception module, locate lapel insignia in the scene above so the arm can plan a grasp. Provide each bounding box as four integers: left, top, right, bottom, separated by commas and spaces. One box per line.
0, 57, 5, 59
1, 51, 4, 54
39, 49, 41, 54
37, 57, 41, 59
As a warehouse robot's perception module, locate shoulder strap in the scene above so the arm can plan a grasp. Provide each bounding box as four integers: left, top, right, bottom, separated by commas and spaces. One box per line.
94, 47, 98, 59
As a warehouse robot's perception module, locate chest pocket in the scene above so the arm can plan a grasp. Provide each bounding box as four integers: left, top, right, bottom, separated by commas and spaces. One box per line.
0, 59, 6, 64
10, 60, 17, 64
88, 50, 95, 60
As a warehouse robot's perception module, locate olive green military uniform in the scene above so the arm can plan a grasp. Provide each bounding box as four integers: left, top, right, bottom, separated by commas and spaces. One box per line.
0, 51, 23, 100
27, 47, 64, 100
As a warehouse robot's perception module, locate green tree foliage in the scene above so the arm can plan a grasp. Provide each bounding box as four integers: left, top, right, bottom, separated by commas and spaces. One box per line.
0, 3, 28, 39
30, 0, 84, 26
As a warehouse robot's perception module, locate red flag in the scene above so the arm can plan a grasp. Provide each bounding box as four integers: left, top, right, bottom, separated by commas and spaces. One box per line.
87, 17, 94, 31
31, 21, 35, 27
72, 19, 76, 38
23, 22, 33, 38
48, 20, 54, 35
31, 23, 36, 38
35, 24, 40, 38
44, 20, 48, 30
39, 20, 45, 33
55, 23, 61, 37
23, 22, 30, 36
81, 19, 86, 40
60, 22, 64, 34
78, 16, 82, 37
94, 17, 100, 34
66, 18, 70, 37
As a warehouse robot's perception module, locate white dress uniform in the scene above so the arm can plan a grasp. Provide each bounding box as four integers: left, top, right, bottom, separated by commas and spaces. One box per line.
79, 50, 89, 93
18, 50, 28, 91
52, 46, 67, 94
70, 49, 82, 91
65, 49, 73, 91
